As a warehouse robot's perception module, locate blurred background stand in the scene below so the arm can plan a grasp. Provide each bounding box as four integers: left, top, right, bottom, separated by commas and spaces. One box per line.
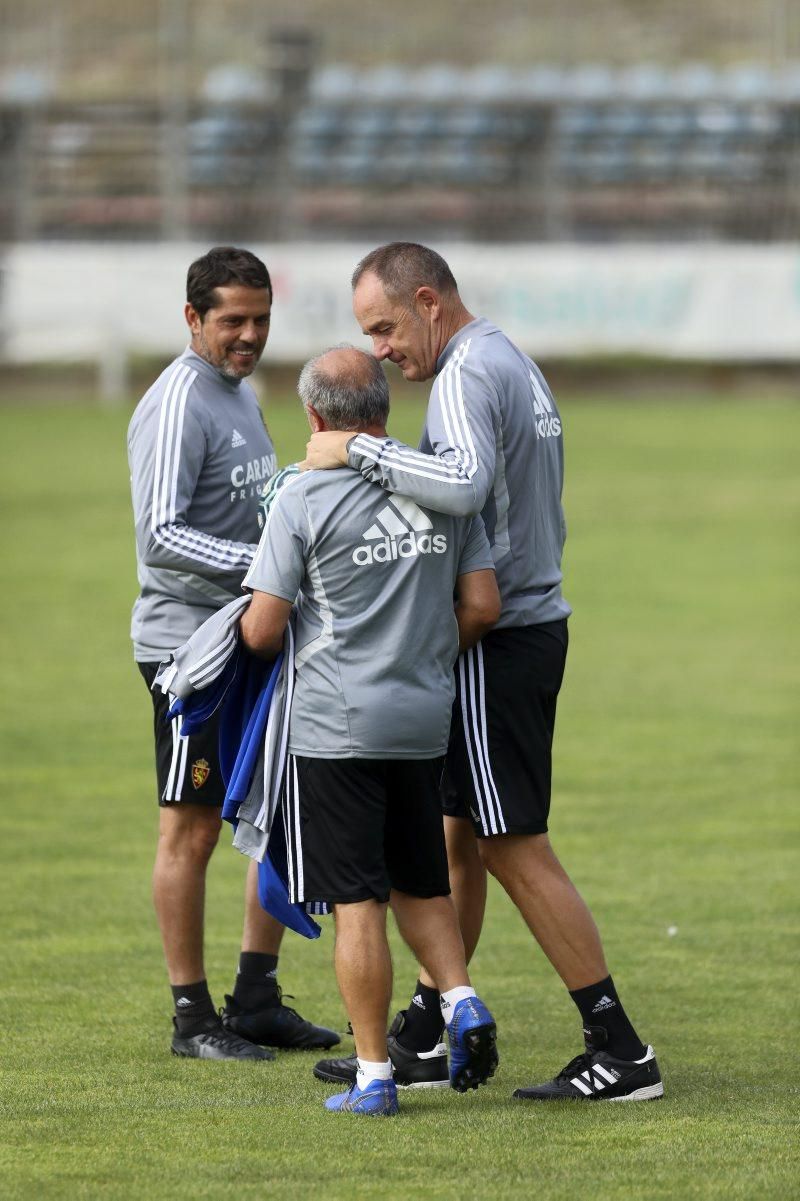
0, 0, 798, 395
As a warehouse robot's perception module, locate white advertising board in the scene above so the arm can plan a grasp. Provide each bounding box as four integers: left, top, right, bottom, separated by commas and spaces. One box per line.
2, 242, 800, 366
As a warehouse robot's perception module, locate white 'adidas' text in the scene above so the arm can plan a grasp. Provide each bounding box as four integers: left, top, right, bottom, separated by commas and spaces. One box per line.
352, 499, 445, 566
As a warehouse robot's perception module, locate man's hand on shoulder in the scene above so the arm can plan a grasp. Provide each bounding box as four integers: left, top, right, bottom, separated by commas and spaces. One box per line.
300, 431, 354, 471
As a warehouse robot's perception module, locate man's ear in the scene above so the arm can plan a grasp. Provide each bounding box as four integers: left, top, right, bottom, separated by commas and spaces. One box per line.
185, 302, 202, 337
414, 286, 440, 321
306, 404, 326, 433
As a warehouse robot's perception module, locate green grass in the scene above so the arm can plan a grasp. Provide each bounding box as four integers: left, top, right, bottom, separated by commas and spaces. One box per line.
0, 392, 798, 1200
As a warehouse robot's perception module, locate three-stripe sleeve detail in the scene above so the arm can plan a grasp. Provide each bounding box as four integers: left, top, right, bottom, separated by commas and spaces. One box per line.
351, 339, 478, 488
149, 363, 254, 571
186, 628, 238, 689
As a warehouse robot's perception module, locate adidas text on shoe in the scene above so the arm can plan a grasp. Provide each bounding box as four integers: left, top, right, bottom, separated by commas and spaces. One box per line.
170, 1017, 274, 1061
389, 1035, 449, 1088
513, 1044, 663, 1102
221, 992, 340, 1051
324, 1078, 399, 1116
447, 996, 498, 1093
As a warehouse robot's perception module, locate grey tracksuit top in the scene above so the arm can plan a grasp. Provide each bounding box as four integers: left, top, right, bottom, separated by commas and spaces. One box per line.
128, 346, 277, 661
347, 318, 571, 629
243, 470, 493, 760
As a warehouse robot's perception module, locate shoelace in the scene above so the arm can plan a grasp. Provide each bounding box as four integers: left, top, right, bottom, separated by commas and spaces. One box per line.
556, 1051, 599, 1097
219, 988, 309, 1028
272, 988, 306, 1025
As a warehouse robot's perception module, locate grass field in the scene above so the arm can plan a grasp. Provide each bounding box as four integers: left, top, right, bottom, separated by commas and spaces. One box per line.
0, 390, 798, 1200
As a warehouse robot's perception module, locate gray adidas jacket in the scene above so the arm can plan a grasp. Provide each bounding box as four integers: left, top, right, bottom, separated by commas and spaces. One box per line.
128, 346, 277, 661
347, 317, 571, 630
244, 470, 494, 760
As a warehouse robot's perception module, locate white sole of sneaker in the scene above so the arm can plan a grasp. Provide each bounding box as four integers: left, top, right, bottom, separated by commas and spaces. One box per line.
607, 1082, 664, 1101
396, 1079, 451, 1090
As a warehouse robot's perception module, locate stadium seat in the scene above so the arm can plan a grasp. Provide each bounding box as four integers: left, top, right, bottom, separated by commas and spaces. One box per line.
201, 65, 273, 104
348, 108, 393, 139
441, 106, 495, 139
567, 64, 615, 100
643, 105, 693, 138
394, 108, 440, 139
723, 63, 774, 101
0, 65, 55, 104
672, 63, 719, 100
359, 65, 407, 99
289, 146, 330, 183
618, 64, 671, 100
188, 112, 276, 186
559, 105, 601, 138
518, 65, 566, 101
466, 65, 516, 100
308, 65, 357, 102
777, 63, 800, 102
294, 106, 343, 139
608, 104, 651, 137
415, 64, 463, 100
342, 152, 383, 185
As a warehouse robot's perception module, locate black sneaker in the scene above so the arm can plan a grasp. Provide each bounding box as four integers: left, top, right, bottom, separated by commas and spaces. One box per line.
313, 1010, 449, 1089
513, 1026, 663, 1102
221, 991, 340, 1051
171, 1015, 275, 1060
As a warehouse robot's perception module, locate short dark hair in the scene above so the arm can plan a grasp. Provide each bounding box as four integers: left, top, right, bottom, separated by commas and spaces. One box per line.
186, 246, 272, 318
298, 345, 389, 431
351, 242, 458, 305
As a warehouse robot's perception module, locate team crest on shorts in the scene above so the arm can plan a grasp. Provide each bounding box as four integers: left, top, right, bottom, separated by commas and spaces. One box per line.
191, 758, 211, 789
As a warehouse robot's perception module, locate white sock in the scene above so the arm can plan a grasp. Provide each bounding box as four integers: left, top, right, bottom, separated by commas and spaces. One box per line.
356, 1057, 392, 1090
440, 986, 476, 1026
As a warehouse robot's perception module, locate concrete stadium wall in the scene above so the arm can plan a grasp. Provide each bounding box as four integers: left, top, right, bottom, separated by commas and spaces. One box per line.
2, 243, 800, 375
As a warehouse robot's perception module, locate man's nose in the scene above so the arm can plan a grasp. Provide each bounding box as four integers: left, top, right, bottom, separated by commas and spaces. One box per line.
240, 321, 261, 344
372, 338, 391, 360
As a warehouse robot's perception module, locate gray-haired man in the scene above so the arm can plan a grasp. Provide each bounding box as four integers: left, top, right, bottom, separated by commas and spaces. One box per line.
240, 346, 501, 1115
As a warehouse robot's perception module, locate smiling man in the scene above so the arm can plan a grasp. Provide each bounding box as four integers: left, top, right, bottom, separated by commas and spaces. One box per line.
307, 242, 662, 1105
128, 247, 338, 1060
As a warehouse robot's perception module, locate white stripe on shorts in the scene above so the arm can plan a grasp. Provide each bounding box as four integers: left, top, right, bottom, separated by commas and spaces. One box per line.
458, 645, 507, 835
163, 714, 189, 802
283, 755, 305, 903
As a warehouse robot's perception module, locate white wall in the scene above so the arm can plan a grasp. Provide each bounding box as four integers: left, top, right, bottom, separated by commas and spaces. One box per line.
3, 242, 800, 367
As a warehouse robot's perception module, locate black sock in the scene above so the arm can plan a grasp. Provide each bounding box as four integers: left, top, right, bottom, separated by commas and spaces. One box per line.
171, 979, 217, 1036
232, 952, 280, 1011
395, 980, 445, 1053
569, 975, 646, 1060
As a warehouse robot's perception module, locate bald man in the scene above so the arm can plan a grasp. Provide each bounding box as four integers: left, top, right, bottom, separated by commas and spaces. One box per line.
239, 346, 502, 1115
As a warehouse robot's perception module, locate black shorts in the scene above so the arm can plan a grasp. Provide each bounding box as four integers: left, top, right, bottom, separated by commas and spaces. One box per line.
283, 755, 451, 906
138, 662, 226, 807
441, 620, 568, 838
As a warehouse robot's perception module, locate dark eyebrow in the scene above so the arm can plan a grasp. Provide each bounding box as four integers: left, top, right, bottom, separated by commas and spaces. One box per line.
219, 311, 270, 322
